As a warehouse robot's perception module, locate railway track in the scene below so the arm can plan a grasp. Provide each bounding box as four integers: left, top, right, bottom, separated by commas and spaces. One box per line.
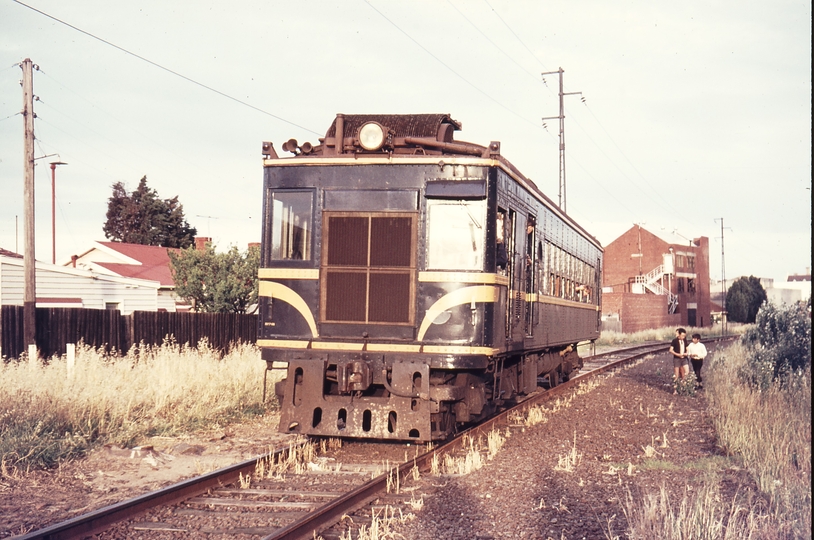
16, 338, 734, 540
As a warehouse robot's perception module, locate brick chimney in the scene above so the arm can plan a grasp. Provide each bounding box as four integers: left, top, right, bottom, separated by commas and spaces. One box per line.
248, 242, 260, 250
195, 237, 212, 251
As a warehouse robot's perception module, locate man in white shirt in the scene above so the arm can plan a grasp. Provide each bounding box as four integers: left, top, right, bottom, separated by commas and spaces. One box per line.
687, 333, 708, 387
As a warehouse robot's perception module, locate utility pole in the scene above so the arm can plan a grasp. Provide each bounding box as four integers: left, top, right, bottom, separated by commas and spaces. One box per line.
541, 67, 582, 213
714, 218, 730, 336
21, 58, 37, 350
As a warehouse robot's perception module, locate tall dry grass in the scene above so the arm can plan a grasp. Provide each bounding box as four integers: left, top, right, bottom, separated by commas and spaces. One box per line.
597, 324, 747, 347
623, 482, 778, 540
705, 341, 811, 538
0, 340, 273, 473
624, 338, 811, 539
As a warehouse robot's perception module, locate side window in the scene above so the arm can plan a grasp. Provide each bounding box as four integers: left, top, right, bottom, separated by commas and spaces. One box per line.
270, 191, 313, 261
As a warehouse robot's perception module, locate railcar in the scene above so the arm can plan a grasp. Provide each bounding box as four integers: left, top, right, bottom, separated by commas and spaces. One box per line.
258, 114, 602, 441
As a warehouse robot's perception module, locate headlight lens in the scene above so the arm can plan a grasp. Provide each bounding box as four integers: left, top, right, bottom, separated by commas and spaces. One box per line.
358, 122, 386, 151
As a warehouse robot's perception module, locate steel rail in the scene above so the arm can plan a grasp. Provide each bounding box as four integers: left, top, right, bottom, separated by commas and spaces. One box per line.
16, 444, 298, 540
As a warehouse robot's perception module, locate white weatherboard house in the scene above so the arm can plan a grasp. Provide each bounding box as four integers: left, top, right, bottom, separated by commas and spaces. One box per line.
67, 240, 199, 312
0, 252, 161, 314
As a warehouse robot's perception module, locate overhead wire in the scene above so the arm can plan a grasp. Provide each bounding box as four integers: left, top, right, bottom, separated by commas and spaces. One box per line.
11, 0, 322, 137
363, 0, 638, 219
0, 112, 21, 123
34, 115, 146, 179
37, 75, 191, 175
444, 0, 560, 149
483, 0, 550, 71
481, 1, 696, 230
40, 70, 166, 146
362, 0, 542, 130
37, 70, 245, 194
446, 0, 542, 86
581, 104, 677, 208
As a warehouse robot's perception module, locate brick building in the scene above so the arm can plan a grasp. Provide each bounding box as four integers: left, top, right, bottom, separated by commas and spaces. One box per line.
602, 225, 711, 333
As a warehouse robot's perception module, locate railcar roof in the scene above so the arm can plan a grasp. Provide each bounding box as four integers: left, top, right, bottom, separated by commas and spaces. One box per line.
262, 113, 603, 250
324, 114, 461, 140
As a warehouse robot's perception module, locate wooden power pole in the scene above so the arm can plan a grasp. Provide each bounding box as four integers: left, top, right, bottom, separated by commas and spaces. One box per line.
21, 58, 36, 349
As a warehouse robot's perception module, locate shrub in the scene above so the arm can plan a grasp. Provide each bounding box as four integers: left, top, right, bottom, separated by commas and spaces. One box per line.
740, 298, 811, 388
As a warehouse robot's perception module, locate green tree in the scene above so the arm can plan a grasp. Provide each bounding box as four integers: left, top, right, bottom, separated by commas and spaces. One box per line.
168, 242, 260, 313
103, 176, 197, 248
726, 275, 767, 323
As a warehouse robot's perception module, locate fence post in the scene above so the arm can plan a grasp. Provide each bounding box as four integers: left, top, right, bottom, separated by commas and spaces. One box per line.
67, 343, 76, 378
28, 343, 38, 369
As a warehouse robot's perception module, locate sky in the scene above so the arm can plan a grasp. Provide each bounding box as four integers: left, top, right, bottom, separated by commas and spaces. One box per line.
0, 0, 810, 284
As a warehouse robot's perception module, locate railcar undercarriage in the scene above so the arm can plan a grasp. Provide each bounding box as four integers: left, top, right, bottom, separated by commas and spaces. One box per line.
273, 346, 582, 442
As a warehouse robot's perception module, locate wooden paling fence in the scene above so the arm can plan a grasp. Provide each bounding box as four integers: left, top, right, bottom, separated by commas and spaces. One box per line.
0, 306, 258, 360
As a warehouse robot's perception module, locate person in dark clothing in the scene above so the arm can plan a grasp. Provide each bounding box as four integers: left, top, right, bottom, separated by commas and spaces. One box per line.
496, 211, 508, 272
669, 328, 690, 392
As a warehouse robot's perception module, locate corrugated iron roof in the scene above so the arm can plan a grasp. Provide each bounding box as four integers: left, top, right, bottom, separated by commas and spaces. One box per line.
0, 247, 22, 258
93, 242, 179, 287
325, 114, 461, 139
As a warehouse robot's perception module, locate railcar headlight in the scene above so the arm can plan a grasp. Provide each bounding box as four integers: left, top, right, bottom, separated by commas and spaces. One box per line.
358, 122, 386, 151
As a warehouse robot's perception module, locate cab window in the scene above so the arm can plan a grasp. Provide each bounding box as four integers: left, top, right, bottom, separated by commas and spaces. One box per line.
426, 199, 486, 271
270, 191, 312, 261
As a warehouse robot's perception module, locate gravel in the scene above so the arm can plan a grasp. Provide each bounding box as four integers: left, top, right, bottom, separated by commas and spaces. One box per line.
379, 344, 758, 540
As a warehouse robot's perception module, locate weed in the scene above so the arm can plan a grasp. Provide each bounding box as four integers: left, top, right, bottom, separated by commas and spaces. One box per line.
407, 494, 424, 512
339, 506, 415, 540
238, 472, 251, 489
554, 432, 582, 473
673, 371, 699, 396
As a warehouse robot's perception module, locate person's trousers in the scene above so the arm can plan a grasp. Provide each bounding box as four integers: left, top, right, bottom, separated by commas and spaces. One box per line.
691, 359, 703, 383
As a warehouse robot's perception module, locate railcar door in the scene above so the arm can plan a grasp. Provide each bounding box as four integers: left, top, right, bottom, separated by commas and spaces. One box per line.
505, 209, 526, 347
524, 215, 536, 337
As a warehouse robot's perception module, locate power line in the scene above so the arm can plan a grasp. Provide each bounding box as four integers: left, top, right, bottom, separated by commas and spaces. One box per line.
446, 0, 541, 85
483, 0, 550, 72
580, 103, 676, 210
363, 0, 541, 130
11, 0, 321, 136
0, 112, 21, 123
36, 70, 248, 191
481, 3, 693, 229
